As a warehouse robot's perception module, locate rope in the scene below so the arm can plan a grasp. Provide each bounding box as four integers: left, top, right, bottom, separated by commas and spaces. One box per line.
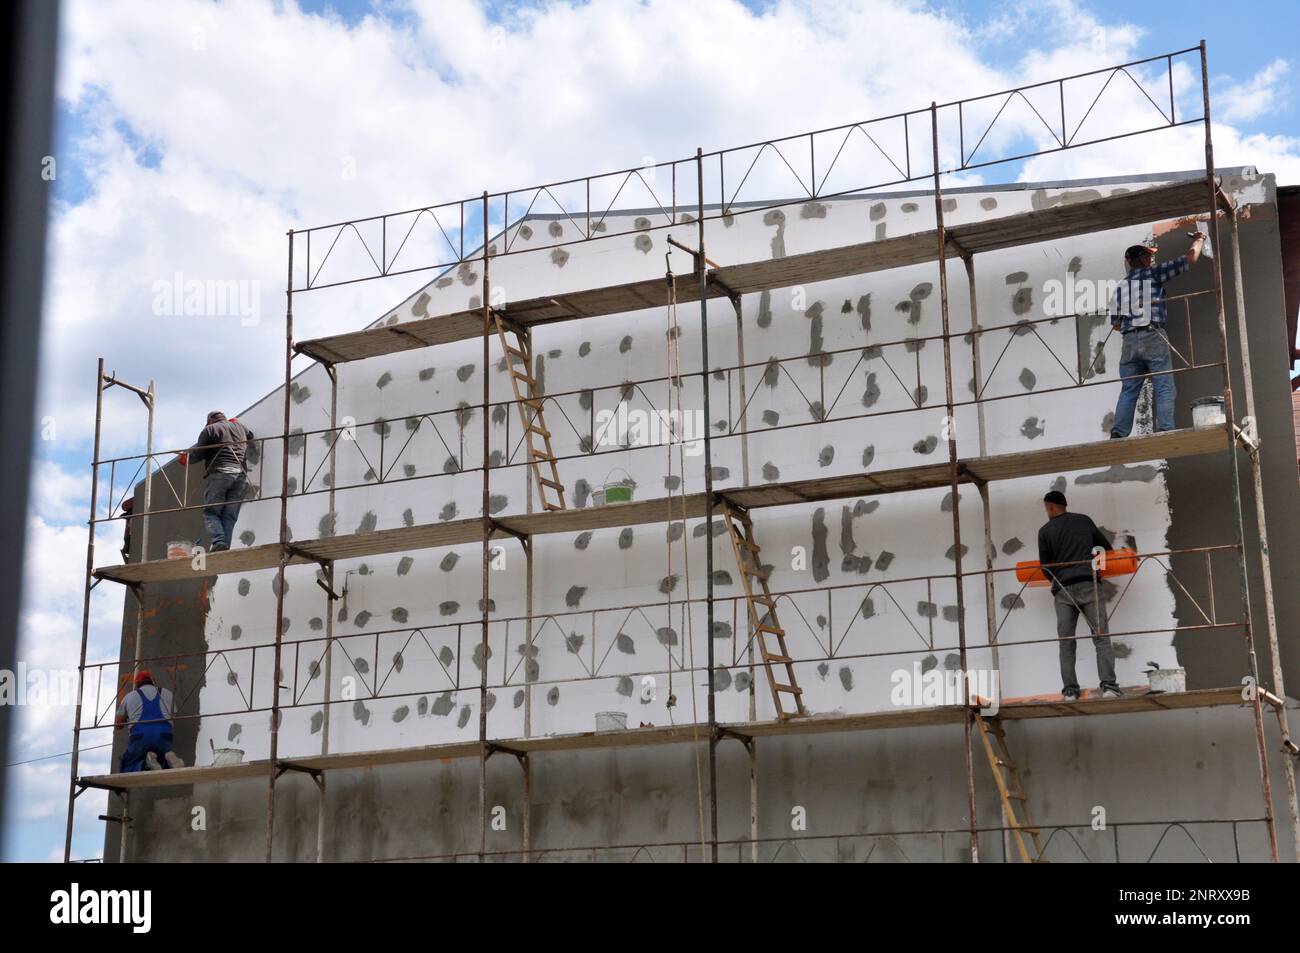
664, 260, 708, 860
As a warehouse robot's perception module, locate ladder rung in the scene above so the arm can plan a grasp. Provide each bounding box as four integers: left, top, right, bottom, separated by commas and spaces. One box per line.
537, 476, 563, 489
774, 683, 802, 695
526, 422, 552, 437
763, 653, 792, 664
756, 623, 785, 636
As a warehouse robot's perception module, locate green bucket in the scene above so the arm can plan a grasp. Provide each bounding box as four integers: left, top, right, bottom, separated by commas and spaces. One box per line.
597, 469, 636, 506
603, 483, 634, 504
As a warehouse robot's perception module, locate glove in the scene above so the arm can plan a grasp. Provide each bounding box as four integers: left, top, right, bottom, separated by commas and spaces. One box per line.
178, 452, 189, 466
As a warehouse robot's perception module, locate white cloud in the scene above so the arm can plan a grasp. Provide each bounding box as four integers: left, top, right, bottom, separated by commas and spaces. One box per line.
1218, 59, 1292, 124
15, 0, 1300, 861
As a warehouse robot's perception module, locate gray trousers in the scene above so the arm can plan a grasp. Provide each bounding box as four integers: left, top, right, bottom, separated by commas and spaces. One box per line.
1054, 580, 1118, 693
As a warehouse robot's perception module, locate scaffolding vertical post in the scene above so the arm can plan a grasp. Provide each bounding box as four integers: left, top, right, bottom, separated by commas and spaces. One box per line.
732, 296, 751, 488
117, 790, 130, 864
525, 536, 534, 739
130, 380, 155, 674
1225, 209, 1300, 861
266, 229, 294, 863
522, 750, 532, 861
963, 254, 1000, 678
697, 147, 719, 863
478, 191, 491, 862
932, 102, 979, 863
316, 364, 338, 863
1200, 39, 1278, 862
63, 357, 106, 863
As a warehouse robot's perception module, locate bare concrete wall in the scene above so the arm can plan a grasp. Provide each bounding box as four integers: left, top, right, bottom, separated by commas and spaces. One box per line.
1167, 174, 1300, 694
116, 703, 1283, 862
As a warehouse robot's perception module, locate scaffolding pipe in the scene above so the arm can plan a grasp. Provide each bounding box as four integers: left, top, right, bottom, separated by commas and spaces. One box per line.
697, 147, 720, 862
130, 380, 155, 675
266, 229, 295, 863
316, 365, 339, 863
1199, 39, 1278, 862
63, 357, 106, 863
1225, 210, 1300, 861
478, 192, 491, 861
932, 102, 980, 864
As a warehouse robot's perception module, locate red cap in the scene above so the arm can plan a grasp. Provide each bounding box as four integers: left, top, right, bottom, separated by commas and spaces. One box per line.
134, 669, 153, 686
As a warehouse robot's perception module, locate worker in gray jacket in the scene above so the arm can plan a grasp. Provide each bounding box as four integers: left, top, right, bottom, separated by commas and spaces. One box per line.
1037, 490, 1122, 701
181, 410, 255, 552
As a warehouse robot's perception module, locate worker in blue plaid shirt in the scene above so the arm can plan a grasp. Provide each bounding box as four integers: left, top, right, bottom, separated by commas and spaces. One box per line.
1109, 233, 1206, 437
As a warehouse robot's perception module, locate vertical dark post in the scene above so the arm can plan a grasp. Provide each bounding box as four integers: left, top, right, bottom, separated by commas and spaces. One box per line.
697, 147, 719, 862
932, 103, 978, 863
64, 357, 105, 863
317, 365, 338, 863
1199, 40, 1277, 861
266, 230, 294, 863
479, 192, 491, 861
1226, 210, 1300, 861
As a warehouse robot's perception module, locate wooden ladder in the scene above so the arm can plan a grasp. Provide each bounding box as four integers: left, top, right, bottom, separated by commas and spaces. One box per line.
721, 501, 806, 720
975, 715, 1046, 862
491, 311, 566, 512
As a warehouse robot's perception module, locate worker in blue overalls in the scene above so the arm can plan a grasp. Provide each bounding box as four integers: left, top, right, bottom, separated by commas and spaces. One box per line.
116, 670, 185, 772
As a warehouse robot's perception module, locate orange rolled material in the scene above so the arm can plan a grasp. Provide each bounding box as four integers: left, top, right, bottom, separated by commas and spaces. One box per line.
1016, 549, 1138, 586
1015, 561, 1050, 586
1099, 548, 1138, 577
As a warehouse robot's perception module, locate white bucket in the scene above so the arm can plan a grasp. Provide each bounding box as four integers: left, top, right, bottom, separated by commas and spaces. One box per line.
211, 747, 245, 766
595, 711, 627, 732
1147, 668, 1186, 694
1190, 396, 1226, 428
166, 540, 190, 560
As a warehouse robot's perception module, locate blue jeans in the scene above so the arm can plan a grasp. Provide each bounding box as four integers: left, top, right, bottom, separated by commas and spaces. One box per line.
1111, 328, 1175, 437
204, 470, 248, 550
120, 729, 175, 772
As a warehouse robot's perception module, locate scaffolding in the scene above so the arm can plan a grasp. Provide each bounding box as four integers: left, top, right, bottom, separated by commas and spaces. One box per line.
64, 41, 1299, 863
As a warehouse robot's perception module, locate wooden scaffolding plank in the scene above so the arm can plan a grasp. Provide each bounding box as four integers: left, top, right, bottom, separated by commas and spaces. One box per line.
77, 687, 1243, 791
293, 180, 1209, 365
91, 426, 1225, 585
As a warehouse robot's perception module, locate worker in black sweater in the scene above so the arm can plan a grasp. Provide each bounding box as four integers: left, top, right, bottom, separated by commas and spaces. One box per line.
180, 411, 255, 552
1037, 490, 1122, 701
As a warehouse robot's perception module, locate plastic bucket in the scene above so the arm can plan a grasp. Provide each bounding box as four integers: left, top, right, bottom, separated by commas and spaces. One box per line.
166, 540, 190, 560
1190, 396, 1225, 428
1147, 668, 1186, 694
595, 711, 627, 732
603, 482, 634, 504
211, 747, 245, 766
594, 469, 636, 506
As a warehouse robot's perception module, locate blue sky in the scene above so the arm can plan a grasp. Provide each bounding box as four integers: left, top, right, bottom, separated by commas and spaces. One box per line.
7, 0, 1298, 862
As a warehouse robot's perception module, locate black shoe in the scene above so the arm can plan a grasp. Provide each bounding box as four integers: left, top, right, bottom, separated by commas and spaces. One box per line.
210, 542, 229, 552
1100, 686, 1123, 699
1109, 432, 1123, 439
1062, 687, 1081, 701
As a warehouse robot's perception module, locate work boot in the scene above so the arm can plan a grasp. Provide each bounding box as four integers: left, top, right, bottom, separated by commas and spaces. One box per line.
144, 751, 163, 771
164, 752, 185, 769
1061, 687, 1080, 702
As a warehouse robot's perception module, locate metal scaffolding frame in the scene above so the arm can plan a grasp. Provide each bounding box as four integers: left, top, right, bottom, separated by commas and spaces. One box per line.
64, 41, 1298, 863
